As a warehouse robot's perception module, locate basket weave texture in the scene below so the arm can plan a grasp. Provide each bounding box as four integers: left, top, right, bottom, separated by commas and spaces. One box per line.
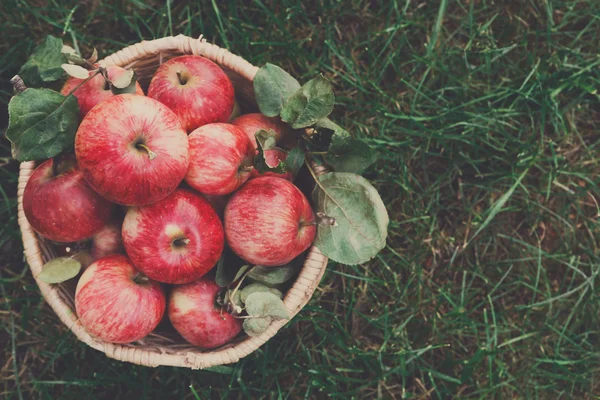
16, 34, 329, 369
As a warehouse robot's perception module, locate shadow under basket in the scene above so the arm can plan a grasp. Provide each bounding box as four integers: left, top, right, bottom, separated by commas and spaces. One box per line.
16, 34, 329, 369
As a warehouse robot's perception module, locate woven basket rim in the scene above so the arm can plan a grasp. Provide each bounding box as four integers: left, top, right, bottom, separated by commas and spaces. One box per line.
16, 34, 328, 369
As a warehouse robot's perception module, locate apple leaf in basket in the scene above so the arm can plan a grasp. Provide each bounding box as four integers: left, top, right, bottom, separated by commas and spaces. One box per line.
280, 74, 334, 129
215, 253, 229, 287
319, 119, 377, 174
285, 147, 305, 178
6, 88, 80, 161
243, 316, 272, 337
312, 172, 389, 265
253, 63, 301, 117
254, 129, 288, 174
215, 248, 250, 287
19, 35, 66, 87
245, 291, 290, 321
240, 283, 283, 304
38, 257, 81, 284
248, 262, 300, 286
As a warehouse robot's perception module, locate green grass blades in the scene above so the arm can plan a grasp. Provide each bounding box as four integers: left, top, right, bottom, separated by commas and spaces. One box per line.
2, 0, 600, 398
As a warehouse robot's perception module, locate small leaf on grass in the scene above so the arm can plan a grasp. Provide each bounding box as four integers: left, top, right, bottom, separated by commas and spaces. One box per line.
243, 316, 272, 337
19, 35, 66, 87
240, 283, 283, 303
313, 172, 389, 265
248, 263, 299, 285
254, 129, 289, 174
61, 64, 90, 79
109, 69, 137, 94
253, 63, 301, 117
38, 257, 81, 284
319, 119, 377, 173
285, 147, 305, 178
6, 88, 80, 161
245, 291, 290, 321
280, 75, 334, 128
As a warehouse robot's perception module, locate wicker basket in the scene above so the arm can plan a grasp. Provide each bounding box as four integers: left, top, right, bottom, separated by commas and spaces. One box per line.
16, 34, 329, 369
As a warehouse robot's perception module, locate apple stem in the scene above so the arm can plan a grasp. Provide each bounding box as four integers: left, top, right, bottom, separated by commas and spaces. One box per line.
176, 70, 187, 85
51, 153, 63, 177
227, 266, 255, 302
172, 237, 190, 247
10, 75, 27, 94
136, 143, 156, 160
133, 272, 150, 285
239, 165, 254, 173
314, 212, 337, 227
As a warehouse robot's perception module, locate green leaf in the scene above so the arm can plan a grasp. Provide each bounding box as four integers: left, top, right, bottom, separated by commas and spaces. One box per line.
215, 247, 249, 287
254, 129, 289, 174
245, 292, 290, 321
233, 265, 251, 282
109, 69, 138, 95
280, 75, 335, 129
320, 119, 377, 173
19, 35, 66, 87
285, 147, 305, 178
243, 316, 272, 337
62, 64, 89, 79
240, 283, 283, 303
6, 88, 80, 162
248, 263, 299, 286
215, 253, 230, 287
312, 172, 389, 265
253, 63, 301, 117
38, 257, 81, 284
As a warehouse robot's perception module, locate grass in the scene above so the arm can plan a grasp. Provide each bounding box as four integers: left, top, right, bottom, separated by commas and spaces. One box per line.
1, 0, 600, 398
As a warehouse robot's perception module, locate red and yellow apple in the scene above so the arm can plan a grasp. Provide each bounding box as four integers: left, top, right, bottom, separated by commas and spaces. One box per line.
224, 177, 316, 266
168, 277, 242, 349
185, 123, 255, 195
61, 65, 144, 119
148, 55, 234, 132
122, 188, 224, 284
75, 94, 189, 206
23, 156, 114, 242
75, 255, 166, 343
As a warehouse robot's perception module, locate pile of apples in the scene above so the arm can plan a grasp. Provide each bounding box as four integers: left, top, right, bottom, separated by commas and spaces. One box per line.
23, 55, 316, 348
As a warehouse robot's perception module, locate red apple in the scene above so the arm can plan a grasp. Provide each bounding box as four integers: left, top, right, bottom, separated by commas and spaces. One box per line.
75, 94, 189, 206
224, 177, 316, 266
148, 55, 234, 132
55, 218, 125, 269
89, 218, 125, 261
231, 113, 290, 150
185, 123, 254, 195
75, 254, 166, 343
168, 277, 242, 349
249, 148, 293, 182
122, 188, 224, 284
61, 66, 144, 119
23, 156, 114, 243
